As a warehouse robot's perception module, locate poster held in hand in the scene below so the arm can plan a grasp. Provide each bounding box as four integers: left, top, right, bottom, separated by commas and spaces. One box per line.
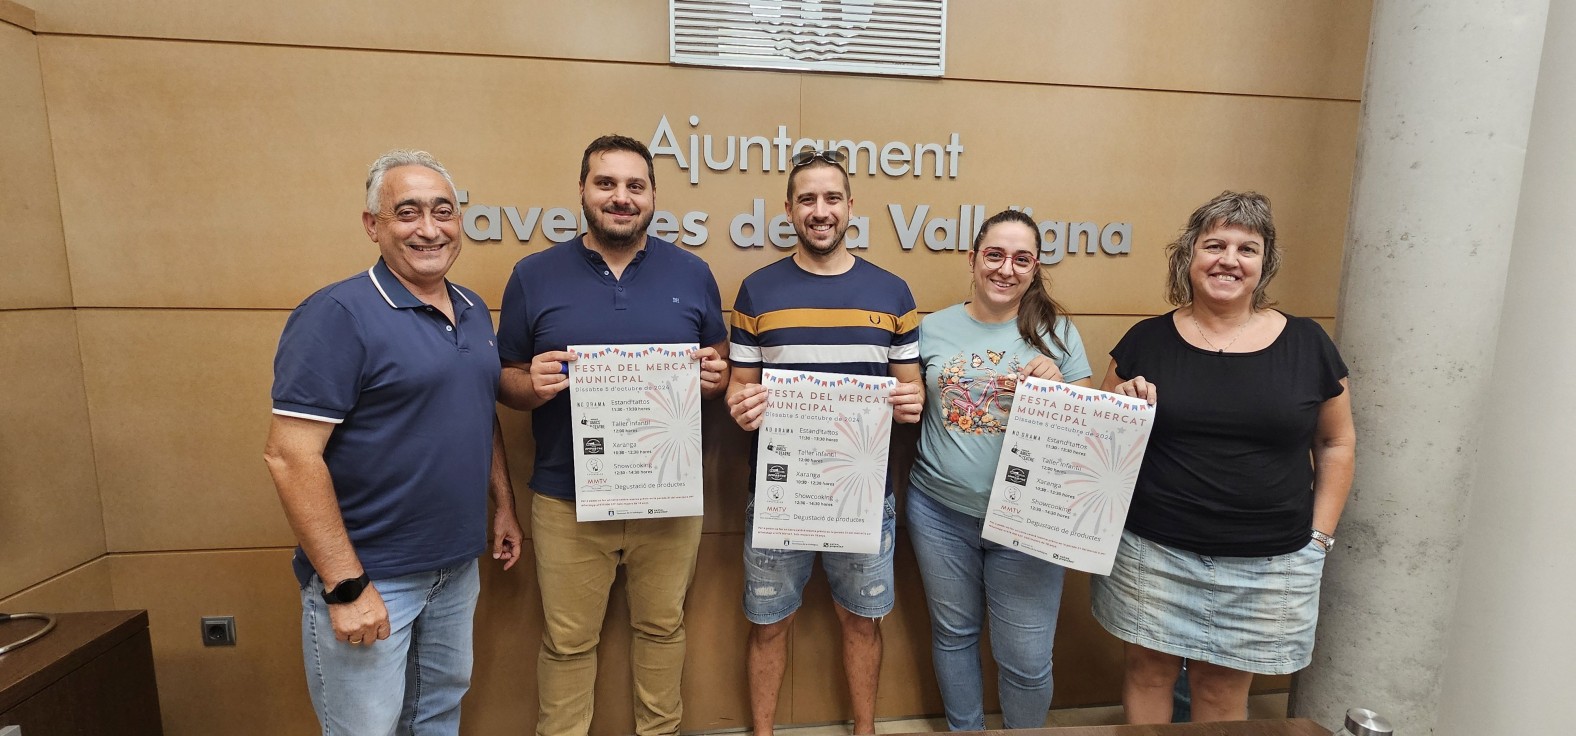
981, 378, 1155, 574
750, 369, 896, 554
569, 343, 704, 521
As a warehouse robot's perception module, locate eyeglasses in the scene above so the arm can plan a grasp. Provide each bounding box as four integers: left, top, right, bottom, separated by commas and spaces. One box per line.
790, 149, 848, 170
978, 248, 1039, 272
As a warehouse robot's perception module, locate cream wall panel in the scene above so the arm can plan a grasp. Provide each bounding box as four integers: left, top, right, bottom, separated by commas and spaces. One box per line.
0, 556, 113, 613
949, 1, 1371, 100
39, 36, 801, 309
78, 309, 292, 551
0, 0, 36, 30
24, 1, 1367, 100
108, 549, 317, 736
1, 21, 71, 310
801, 74, 1357, 316
28, 0, 666, 63
41, 36, 1352, 318
0, 310, 104, 599
1072, 314, 1147, 380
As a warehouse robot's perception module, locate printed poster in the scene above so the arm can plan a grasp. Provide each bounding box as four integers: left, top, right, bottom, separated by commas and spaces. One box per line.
981, 378, 1155, 574
751, 369, 896, 554
569, 343, 703, 521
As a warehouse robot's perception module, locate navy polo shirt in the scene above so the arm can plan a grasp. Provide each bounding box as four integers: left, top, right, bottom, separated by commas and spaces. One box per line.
498, 236, 726, 500
272, 259, 500, 586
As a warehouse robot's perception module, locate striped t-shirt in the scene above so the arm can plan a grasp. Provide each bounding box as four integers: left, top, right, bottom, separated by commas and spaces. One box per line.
730, 255, 919, 376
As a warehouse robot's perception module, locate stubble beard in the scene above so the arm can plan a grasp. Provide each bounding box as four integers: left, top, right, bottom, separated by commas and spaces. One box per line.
583, 203, 652, 251
795, 222, 848, 258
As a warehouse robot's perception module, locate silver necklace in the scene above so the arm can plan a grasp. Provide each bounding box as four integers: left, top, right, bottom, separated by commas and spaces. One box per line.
1190, 311, 1252, 353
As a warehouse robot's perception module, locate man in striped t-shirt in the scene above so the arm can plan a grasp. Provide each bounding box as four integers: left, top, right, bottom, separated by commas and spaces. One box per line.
726, 150, 923, 736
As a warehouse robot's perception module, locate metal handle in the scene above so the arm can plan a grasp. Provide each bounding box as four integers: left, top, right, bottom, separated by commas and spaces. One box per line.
0, 612, 58, 656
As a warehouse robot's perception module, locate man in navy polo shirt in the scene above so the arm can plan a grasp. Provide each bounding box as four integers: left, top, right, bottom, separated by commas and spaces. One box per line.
265, 150, 523, 735
497, 135, 728, 736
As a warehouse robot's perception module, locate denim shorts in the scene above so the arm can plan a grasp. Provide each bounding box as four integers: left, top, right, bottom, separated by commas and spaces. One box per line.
1090, 530, 1327, 675
742, 497, 897, 624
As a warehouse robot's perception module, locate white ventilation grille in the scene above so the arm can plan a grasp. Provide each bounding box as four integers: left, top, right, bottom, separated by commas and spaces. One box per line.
671, 0, 947, 77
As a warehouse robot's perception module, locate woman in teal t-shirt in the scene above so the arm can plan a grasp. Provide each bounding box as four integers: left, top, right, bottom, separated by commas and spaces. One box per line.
909, 209, 1092, 731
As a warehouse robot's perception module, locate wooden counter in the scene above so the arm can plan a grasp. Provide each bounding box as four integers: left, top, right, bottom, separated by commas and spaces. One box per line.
0, 609, 163, 735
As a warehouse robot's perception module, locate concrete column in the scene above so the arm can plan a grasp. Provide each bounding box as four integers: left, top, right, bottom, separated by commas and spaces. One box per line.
1292, 1, 1549, 733
1431, 2, 1576, 733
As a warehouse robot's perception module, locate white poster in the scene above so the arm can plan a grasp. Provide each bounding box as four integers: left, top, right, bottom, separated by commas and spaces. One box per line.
751, 369, 896, 554
569, 343, 703, 521
981, 378, 1156, 575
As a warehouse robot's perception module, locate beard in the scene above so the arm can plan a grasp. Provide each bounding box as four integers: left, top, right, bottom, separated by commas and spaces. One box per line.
794, 221, 848, 257
583, 202, 652, 250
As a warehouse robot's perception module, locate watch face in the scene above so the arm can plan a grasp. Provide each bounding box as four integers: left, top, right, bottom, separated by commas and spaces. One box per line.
336, 578, 365, 602
324, 575, 367, 604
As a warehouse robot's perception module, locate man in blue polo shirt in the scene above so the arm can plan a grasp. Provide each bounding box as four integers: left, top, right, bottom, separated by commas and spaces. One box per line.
497, 135, 728, 736
264, 150, 523, 735
725, 150, 923, 736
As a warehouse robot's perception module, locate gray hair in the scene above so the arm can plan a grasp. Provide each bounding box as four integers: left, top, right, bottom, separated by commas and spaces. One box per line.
1164, 191, 1281, 309
364, 150, 458, 214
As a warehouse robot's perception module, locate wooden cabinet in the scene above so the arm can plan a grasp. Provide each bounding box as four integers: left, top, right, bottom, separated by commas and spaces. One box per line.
0, 610, 163, 735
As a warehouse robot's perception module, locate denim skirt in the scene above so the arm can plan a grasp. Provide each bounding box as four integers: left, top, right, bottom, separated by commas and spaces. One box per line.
1090, 530, 1327, 675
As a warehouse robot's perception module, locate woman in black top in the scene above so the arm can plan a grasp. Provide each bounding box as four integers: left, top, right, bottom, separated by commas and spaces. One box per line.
1091, 191, 1356, 723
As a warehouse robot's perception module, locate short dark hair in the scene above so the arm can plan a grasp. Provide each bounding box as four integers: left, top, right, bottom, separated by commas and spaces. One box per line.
580, 135, 656, 188
786, 158, 852, 200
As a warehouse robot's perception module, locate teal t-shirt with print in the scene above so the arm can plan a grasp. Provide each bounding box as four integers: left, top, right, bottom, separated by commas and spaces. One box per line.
910, 304, 1092, 518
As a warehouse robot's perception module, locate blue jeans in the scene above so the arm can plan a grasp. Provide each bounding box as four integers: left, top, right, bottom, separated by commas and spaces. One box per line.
300, 559, 479, 735
907, 488, 1067, 731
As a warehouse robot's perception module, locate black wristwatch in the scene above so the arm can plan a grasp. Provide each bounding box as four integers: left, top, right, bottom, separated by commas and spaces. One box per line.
321, 573, 371, 605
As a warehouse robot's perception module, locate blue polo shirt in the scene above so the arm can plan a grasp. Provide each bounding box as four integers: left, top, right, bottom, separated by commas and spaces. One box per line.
498, 235, 726, 500
272, 259, 500, 586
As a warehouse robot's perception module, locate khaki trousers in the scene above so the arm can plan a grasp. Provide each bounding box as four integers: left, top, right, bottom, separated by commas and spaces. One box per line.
532, 494, 703, 736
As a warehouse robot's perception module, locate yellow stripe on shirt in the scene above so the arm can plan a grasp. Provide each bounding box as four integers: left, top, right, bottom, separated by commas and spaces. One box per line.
735, 307, 919, 335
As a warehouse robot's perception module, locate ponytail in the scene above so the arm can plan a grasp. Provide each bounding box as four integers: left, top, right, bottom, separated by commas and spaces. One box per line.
1018, 272, 1069, 357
